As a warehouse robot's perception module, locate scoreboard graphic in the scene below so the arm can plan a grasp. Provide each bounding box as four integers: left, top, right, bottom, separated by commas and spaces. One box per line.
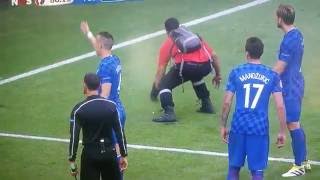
11, 0, 140, 6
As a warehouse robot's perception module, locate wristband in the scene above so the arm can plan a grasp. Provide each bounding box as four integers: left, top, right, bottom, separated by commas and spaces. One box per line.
87, 31, 94, 39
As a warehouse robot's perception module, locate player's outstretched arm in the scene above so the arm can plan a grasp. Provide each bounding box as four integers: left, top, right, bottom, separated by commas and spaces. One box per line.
80, 21, 99, 52
220, 91, 234, 143
273, 92, 287, 148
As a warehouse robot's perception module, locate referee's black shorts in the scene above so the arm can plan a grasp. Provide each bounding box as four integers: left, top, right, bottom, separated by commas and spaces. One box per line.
80, 145, 121, 180
159, 61, 211, 90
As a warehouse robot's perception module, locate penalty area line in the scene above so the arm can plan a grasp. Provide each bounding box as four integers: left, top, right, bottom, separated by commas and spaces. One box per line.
1, 132, 320, 166
0, 0, 271, 86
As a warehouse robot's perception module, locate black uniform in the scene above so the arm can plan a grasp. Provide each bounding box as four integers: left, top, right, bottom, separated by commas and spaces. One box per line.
68, 95, 127, 180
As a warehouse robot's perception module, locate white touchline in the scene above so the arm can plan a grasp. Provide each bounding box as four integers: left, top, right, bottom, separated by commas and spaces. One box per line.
0, 0, 271, 86
0, 132, 319, 165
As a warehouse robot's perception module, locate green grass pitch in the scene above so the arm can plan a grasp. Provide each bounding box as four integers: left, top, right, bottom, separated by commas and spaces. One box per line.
0, 0, 320, 179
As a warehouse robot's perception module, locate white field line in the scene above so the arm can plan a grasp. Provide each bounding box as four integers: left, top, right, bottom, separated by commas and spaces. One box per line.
0, 0, 271, 86
1, 132, 319, 166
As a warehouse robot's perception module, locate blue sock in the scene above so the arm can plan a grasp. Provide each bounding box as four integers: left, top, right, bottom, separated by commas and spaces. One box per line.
290, 128, 306, 166
227, 166, 240, 180
251, 170, 263, 180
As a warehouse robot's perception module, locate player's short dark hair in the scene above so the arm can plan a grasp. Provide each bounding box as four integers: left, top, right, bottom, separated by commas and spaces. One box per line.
84, 73, 100, 91
164, 17, 180, 33
277, 4, 295, 25
98, 31, 114, 50
245, 37, 264, 59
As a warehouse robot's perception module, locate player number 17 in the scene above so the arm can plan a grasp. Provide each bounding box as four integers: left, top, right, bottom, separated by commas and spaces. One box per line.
243, 83, 265, 109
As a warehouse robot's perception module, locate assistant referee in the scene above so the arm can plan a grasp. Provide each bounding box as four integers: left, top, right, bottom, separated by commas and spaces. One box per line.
68, 73, 128, 180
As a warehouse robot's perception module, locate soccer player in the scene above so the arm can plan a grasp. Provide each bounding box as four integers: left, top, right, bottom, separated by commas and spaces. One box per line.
273, 4, 310, 177
80, 21, 126, 178
68, 73, 128, 180
220, 37, 286, 180
152, 17, 221, 122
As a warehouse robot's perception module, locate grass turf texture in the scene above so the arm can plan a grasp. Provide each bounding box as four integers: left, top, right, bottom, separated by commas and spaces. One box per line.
1, 0, 320, 179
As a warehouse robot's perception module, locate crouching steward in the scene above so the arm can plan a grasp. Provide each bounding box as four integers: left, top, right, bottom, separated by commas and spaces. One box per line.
151, 17, 222, 122
68, 73, 128, 180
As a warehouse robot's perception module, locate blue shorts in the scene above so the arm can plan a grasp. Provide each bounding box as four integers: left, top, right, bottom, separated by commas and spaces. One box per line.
112, 105, 126, 145
282, 79, 304, 122
284, 98, 302, 122
228, 132, 269, 171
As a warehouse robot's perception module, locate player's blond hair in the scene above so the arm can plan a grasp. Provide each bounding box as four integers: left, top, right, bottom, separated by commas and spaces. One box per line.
276, 4, 295, 25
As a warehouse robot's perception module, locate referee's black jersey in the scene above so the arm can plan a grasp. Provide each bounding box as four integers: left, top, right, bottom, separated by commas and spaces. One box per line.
68, 95, 127, 161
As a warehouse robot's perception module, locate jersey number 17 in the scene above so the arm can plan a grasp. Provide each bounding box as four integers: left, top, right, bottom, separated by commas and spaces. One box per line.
243, 83, 265, 109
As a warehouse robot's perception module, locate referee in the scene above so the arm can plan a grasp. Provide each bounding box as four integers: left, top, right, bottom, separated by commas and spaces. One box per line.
68, 73, 128, 180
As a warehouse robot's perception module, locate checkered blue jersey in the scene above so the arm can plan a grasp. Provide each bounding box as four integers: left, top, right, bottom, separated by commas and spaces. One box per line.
96, 55, 123, 108
226, 63, 282, 135
278, 28, 304, 99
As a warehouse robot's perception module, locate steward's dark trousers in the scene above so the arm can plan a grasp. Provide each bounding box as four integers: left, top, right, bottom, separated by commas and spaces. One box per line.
159, 61, 212, 109
81, 145, 121, 180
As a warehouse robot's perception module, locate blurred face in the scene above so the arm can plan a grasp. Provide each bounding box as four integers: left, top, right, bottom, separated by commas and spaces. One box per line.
95, 35, 103, 56
245, 51, 249, 60
83, 82, 87, 95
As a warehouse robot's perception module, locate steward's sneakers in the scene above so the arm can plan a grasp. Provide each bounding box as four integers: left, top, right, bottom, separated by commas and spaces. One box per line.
197, 106, 215, 114
197, 98, 215, 114
152, 106, 176, 123
152, 113, 176, 123
303, 160, 312, 172
282, 164, 305, 177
